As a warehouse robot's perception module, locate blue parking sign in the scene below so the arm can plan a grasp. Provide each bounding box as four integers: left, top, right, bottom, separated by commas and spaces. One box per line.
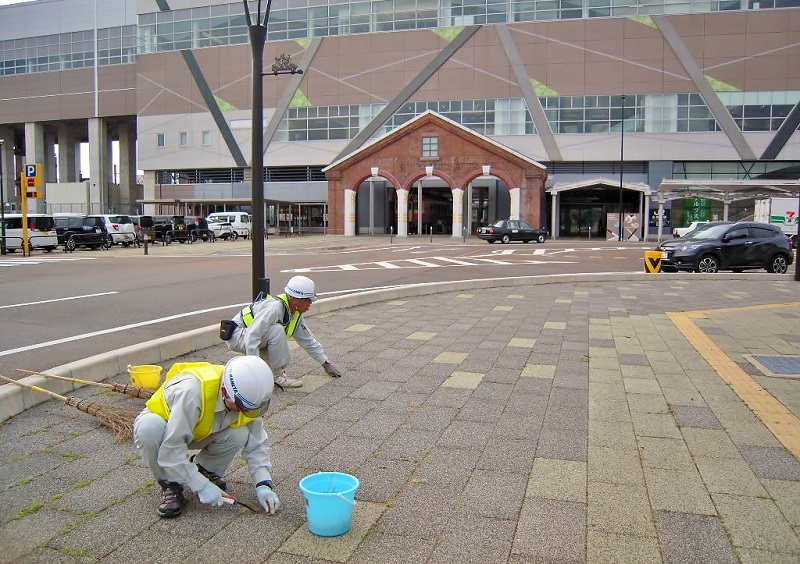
25, 164, 37, 177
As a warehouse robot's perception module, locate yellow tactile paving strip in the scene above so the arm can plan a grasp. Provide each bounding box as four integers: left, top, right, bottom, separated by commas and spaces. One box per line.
668, 301, 800, 460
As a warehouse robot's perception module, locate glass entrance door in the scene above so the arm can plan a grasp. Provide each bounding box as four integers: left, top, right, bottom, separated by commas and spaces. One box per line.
560, 205, 605, 237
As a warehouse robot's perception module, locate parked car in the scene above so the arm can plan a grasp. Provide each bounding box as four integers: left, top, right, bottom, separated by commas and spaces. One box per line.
207, 219, 233, 240
53, 214, 107, 251
86, 214, 136, 246
0, 213, 58, 252
656, 221, 793, 273
206, 212, 251, 240
185, 216, 214, 242
476, 219, 547, 244
672, 220, 710, 238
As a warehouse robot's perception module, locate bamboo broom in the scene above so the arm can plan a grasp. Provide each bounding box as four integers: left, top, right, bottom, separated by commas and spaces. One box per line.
0, 374, 139, 441
15, 369, 155, 399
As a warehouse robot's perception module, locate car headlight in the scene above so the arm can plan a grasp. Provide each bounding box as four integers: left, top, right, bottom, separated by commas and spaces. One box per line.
680, 244, 703, 251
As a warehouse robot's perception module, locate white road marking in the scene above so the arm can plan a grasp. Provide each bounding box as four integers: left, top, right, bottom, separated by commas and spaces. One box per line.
375, 261, 402, 269
0, 303, 248, 357
0, 256, 97, 267
406, 258, 443, 267
491, 249, 516, 255
0, 292, 118, 310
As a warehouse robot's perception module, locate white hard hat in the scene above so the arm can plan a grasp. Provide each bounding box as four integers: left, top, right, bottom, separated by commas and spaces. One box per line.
221, 356, 273, 417
285, 275, 317, 302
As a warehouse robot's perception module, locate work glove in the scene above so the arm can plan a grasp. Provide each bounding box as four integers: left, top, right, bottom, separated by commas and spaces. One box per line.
196, 481, 226, 507
256, 484, 281, 514
323, 360, 342, 378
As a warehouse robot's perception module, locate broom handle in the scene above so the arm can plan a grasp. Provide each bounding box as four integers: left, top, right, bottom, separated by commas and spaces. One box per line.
0, 374, 69, 402
15, 369, 117, 390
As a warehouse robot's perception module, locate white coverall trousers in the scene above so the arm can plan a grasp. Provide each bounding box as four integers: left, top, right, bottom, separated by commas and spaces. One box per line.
242, 323, 293, 375
133, 410, 249, 481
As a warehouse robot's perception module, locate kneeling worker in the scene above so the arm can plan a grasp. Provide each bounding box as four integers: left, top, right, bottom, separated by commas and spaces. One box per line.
133, 356, 280, 518
226, 275, 342, 388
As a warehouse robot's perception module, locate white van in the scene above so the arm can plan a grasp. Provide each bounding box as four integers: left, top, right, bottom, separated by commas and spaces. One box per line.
0, 213, 59, 252
206, 212, 251, 240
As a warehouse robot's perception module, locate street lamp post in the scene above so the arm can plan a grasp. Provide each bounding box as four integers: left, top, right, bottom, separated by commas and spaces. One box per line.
0, 139, 6, 255
244, 0, 302, 300
618, 94, 626, 242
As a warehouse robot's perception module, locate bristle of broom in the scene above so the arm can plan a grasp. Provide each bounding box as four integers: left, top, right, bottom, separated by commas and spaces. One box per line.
111, 383, 155, 399
65, 397, 139, 442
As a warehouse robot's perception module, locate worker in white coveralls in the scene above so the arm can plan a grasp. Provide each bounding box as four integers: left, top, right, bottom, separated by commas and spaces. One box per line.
133, 356, 280, 518
226, 275, 342, 389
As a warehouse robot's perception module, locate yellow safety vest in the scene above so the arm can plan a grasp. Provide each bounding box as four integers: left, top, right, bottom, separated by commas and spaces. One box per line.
145, 362, 253, 441
240, 293, 300, 338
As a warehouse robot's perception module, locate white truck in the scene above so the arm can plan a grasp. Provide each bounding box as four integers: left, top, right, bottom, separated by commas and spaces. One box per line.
754, 197, 798, 247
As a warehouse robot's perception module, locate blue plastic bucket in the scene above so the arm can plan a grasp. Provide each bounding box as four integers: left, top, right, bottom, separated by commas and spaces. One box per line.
298, 472, 360, 537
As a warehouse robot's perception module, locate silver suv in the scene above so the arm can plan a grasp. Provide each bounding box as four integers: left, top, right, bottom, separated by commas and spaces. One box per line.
86, 214, 136, 246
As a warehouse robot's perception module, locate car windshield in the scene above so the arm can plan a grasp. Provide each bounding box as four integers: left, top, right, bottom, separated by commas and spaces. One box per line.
683, 223, 731, 240
491, 220, 506, 228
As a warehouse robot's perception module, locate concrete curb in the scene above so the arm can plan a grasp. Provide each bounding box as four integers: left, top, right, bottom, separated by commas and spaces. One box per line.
1, 271, 790, 422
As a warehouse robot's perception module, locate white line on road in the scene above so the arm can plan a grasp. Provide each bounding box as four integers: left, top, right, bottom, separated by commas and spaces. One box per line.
0, 291, 119, 310
0, 303, 246, 357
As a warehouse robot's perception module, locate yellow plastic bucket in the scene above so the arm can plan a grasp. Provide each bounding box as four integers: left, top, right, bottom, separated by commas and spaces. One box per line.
127, 364, 163, 390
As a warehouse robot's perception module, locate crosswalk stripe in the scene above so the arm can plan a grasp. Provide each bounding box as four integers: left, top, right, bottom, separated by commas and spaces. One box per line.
406, 258, 443, 267
434, 257, 475, 265
375, 261, 402, 269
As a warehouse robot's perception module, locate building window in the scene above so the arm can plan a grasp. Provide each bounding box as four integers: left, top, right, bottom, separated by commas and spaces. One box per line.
179, 132, 188, 147
156, 133, 165, 148
202, 130, 211, 145
422, 136, 438, 158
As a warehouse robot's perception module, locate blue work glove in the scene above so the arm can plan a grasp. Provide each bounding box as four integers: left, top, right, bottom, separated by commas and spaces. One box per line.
323, 361, 342, 378
256, 484, 281, 514
196, 481, 226, 507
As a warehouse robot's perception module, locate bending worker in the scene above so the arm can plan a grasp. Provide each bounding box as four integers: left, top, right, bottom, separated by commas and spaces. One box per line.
226, 275, 342, 388
133, 356, 280, 518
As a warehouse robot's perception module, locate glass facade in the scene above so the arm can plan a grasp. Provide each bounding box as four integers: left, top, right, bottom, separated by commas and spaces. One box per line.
0, 25, 136, 76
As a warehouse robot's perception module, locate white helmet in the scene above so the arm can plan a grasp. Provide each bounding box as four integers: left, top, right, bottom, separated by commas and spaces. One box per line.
285, 275, 318, 302
221, 356, 273, 417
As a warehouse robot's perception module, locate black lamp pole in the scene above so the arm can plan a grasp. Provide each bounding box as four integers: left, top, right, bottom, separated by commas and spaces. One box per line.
245, 0, 268, 300
244, 0, 302, 300
618, 94, 626, 242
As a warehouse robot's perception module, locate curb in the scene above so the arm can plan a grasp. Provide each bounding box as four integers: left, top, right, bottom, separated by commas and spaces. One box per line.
1, 271, 791, 422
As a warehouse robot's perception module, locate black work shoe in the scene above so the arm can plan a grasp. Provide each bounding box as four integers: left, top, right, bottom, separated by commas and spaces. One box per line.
157, 480, 185, 518
196, 462, 227, 492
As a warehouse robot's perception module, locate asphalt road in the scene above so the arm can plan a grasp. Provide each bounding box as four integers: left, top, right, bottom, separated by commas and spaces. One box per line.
0, 235, 654, 377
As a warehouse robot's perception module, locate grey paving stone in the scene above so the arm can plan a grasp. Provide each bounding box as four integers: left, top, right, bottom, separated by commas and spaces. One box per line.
655, 511, 737, 564
739, 445, 800, 481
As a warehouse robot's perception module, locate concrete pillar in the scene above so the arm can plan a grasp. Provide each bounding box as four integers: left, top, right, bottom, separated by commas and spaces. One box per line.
24, 122, 46, 213
509, 187, 520, 220
550, 192, 559, 239
643, 192, 651, 241
396, 188, 408, 237
142, 170, 157, 215
118, 119, 137, 213
451, 188, 463, 238
57, 123, 78, 183
0, 130, 13, 212
88, 117, 109, 214
344, 188, 356, 236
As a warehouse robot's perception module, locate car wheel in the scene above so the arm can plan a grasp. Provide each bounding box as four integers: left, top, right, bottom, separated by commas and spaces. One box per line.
65, 237, 76, 252
536, 234, 546, 244
697, 255, 719, 273
767, 254, 789, 274
501, 234, 511, 244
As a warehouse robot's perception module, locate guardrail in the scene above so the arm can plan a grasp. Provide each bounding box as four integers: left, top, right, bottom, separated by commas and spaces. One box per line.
1, 234, 59, 256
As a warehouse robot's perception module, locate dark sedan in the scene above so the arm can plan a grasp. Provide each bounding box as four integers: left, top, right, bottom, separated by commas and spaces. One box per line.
477, 219, 547, 244
657, 221, 793, 273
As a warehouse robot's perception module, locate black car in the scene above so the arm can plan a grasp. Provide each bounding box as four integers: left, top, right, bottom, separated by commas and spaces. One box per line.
53, 215, 108, 251
477, 219, 547, 244
184, 216, 214, 242
656, 221, 793, 273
